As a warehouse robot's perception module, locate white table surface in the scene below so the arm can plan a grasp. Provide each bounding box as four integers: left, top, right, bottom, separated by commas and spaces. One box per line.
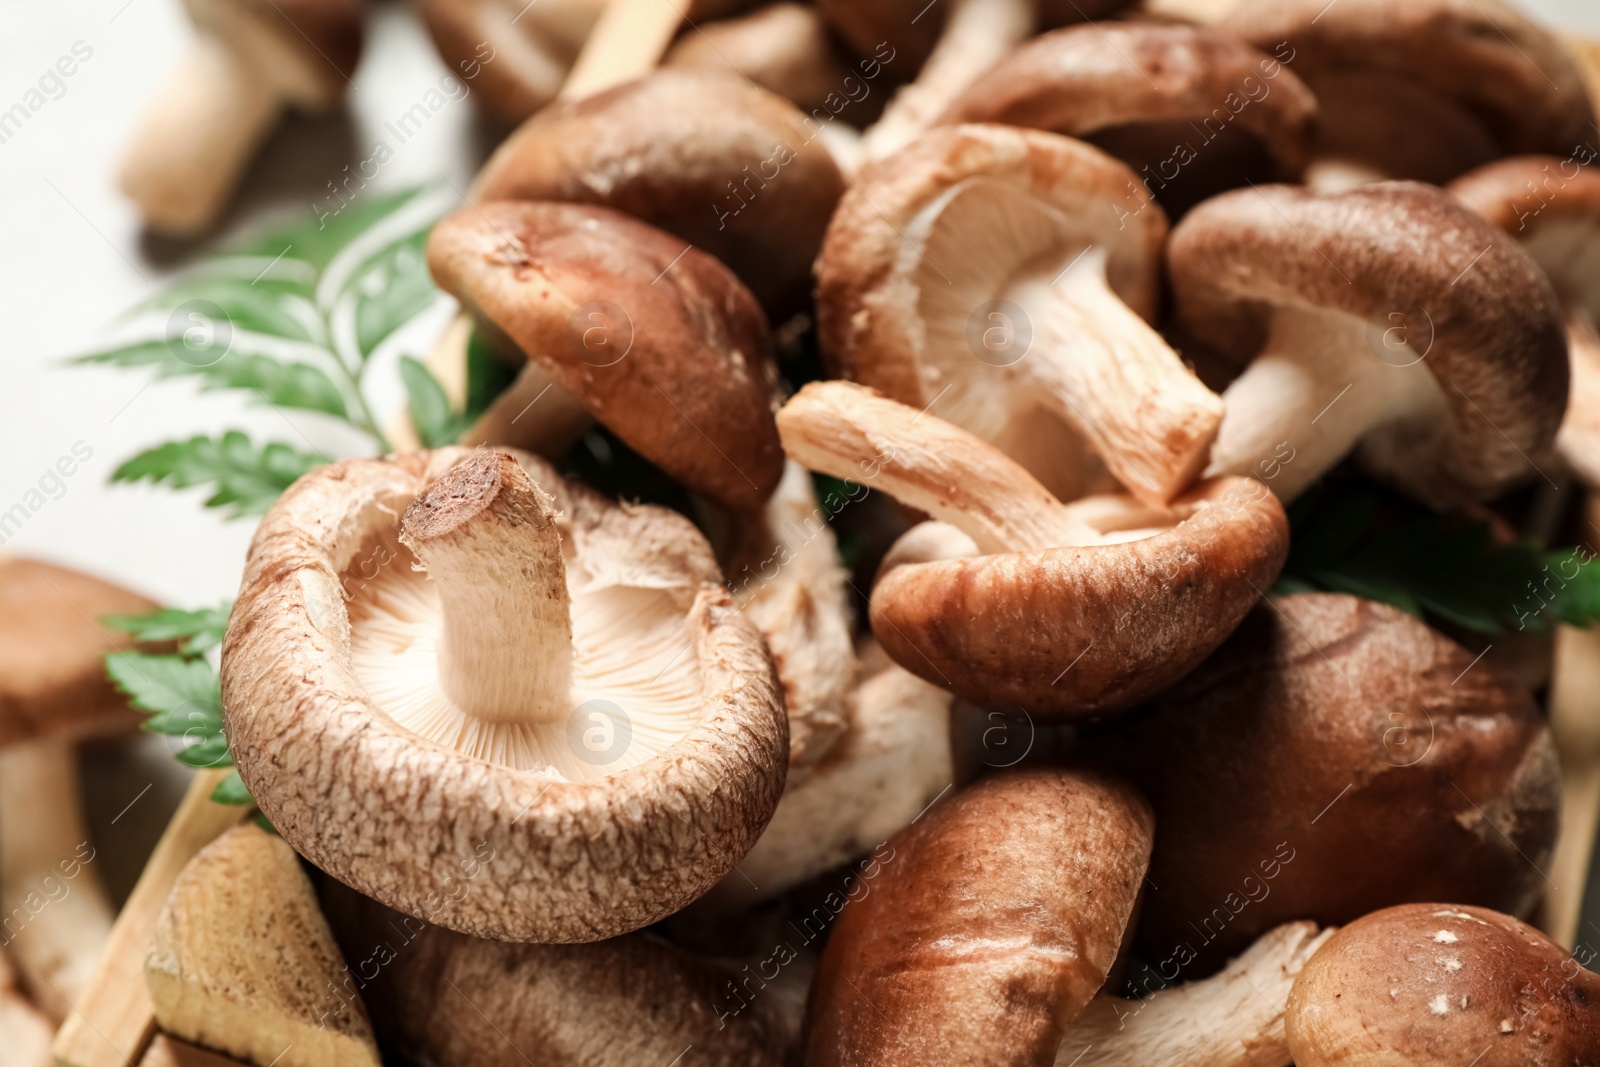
4, 0, 1599, 897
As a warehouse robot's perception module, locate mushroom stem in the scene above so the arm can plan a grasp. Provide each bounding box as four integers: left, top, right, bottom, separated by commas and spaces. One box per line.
119, 38, 282, 235
559, 0, 683, 99
1558, 314, 1600, 484
399, 451, 574, 725
858, 0, 1034, 163
777, 381, 1097, 552
1004, 248, 1223, 505
1055, 922, 1334, 1067
1204, 306, 1447, 500
0, 943, 53, 1067
0, 740, 114, 1024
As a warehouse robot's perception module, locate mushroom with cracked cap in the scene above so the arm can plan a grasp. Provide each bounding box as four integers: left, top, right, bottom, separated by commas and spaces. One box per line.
1225, 0, 1596, 190
1168, 181, 1570, 507
1090, 593, 1561, 972
426, 200, 784, 514
939, 22, 1318, 216
777, 381, 1288, 718
817, 124, 1223, 506
0, 556, 152, 1025
804, 766, 1153, 1067
119, 0, 365, 234
1285, 903, 1600, 1066
221, 448, 787, 942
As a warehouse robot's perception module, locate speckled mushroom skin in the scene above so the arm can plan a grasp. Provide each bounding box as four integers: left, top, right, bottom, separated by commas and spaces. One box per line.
1097, 594, 1559, 971
804, 768, 1154, 1067
222, 448, 788, 943
940, 23, 1317, 179
471, 69, 845, 315
1287, 903, 1600, 1066
1226, 0, 1595, 170
428, 201, 784, 514
1168, 182, 1569, 508
870, 476, 1288, 717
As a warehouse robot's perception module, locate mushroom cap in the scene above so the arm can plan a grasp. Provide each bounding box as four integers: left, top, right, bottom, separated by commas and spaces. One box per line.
940, 22, 1318, 185
1449, 155, 1600, 321
470, 69, 846, 315
187, 0, 364, 102
0, 556, 153, 748
416, 0, 601, 125
1226, 0, 1594, 176
1096, 593, 1559, 971
1286, 903, 1600, 1066
427, 200, 783, 513
1168, 181, 1569, 507
804, 767, 1153, 1067
870, 475, 1288, 718
816, 123, 1164, 498
663, 3, 851, 115
222, 448, 788, 943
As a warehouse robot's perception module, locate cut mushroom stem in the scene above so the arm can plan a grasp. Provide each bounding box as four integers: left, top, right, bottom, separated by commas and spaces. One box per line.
558, 0, 683, 99
859, 0, 1034, 162
1055, 922, 1335, 1067
0, 740, 114, 1024
777, 380, 1097, 552
398, 450, 574, 725
1203, 306, 1446, 500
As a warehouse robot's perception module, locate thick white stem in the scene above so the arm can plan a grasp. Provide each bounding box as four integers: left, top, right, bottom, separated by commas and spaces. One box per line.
1204, 307, 1445, 501
0, 741, 114, 1025
0, 944, 53, 1067
559, 0, 682, 100
778, 382, 1097, 553
1007, 250, 1223, 506
399, 451, 574, 724
119, 38, 282, 235
859, 0, 1034, 163
1055, 922, 1334, 1067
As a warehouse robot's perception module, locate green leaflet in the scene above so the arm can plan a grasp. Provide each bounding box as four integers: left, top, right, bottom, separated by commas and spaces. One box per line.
112, 432, 324, 518
78, 341, 348, 419
101, 602, 232, 656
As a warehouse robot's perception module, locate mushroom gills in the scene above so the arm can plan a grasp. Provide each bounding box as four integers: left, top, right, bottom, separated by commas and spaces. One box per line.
912, 176, 1221, 505
1204, 304, 1449, 499
347, 459, 703, 778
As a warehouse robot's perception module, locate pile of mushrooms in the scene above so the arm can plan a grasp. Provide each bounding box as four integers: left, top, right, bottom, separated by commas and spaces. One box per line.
62, 0, 1600, 1064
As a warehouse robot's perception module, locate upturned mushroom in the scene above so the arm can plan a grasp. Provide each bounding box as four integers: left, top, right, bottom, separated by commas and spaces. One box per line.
817, 124, 1223, 506
471, 68, 846, 316
417, 0, 605, 124
426, 200, 783, 513
0, 556, 150, 1023
939, 22, 1318, 215
1168, 181, 1569, 507
805, 766, 1153, 1066
1450, 156, 1600, 484
1286, 904, 1600, 1066
1091, 593, 1560, 971
778, 381, 1288, 718
120, 0, 365, 234
663, 4, 851, 115
1057, 922, 1334, 1067
1225, 0, 1595, 189
222, 448, 787, 942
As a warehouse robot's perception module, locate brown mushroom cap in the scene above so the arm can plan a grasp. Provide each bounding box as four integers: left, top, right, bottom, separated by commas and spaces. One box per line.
223, 448, 787, 943
194, 0, 365, 102
818, 123, 1222, 505
778, 381, 1287, 720
0, 556, 153, 747
805, 767, 1153, 1067
663, 4, 851, 114
940, 23, 1318, 213
1093, 593, 1560, 971
417, 0, 602, 125
1286, 903, 1600, 1066
427, 200, 783, 513
470, 69, 846, 315
1169, 181, 1569, 506
1226, 0, 1595, 183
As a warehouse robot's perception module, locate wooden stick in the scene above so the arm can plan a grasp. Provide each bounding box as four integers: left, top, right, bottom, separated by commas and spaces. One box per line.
560, 0, 686, 101
51, 770, 245, 1067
